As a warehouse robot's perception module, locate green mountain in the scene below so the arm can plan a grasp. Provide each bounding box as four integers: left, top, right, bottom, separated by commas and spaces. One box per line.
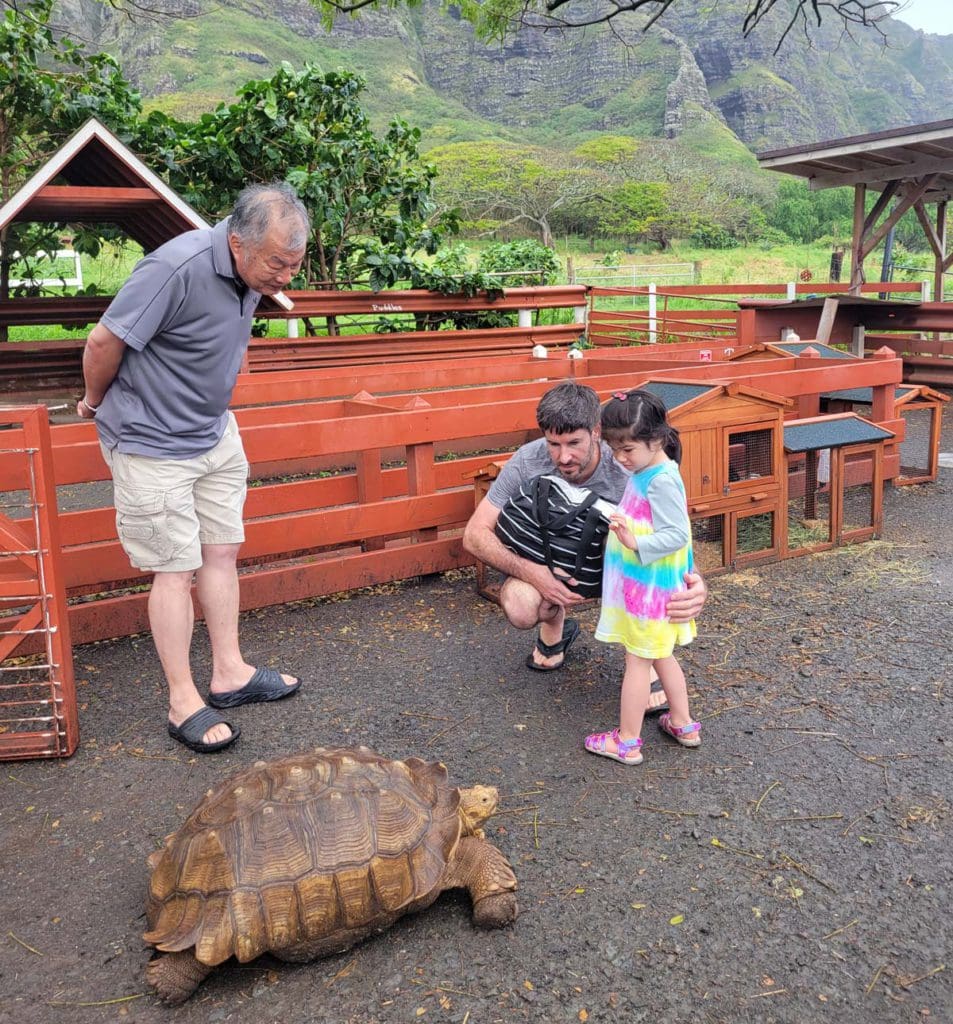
54, 0, 953, 155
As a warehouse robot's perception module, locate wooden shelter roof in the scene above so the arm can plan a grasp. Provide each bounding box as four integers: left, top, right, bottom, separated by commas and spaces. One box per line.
0, 118, 210, 252
0, 118, 292, 311
757, 118, 953, 201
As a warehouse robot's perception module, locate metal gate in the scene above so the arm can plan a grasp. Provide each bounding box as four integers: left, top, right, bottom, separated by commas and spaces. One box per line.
0, 405, 78, 759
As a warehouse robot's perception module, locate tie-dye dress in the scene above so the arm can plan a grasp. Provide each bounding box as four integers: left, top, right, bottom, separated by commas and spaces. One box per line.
595, 459, 696, 659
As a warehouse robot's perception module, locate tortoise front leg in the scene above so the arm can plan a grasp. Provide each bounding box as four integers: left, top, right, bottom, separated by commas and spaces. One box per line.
145, 950, 213, 1005
445, 836, 518, 928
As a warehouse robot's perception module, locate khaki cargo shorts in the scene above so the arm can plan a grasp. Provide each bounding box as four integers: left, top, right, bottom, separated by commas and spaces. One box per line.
101, 412, 249, 573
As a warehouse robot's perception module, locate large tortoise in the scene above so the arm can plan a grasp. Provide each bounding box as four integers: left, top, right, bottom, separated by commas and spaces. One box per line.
143, 746, 518, 1003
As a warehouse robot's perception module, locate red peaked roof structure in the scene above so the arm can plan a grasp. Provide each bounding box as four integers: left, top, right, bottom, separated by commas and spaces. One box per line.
0, 117, 210, 253
0, 118, 292, 312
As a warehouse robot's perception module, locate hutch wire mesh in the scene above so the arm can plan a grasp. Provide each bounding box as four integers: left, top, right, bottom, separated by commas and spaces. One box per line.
897, 405, 933, 482
727, 427, 773, 482
786, 450, 832, 552
691, 514, 726, 574
842, 451, 877, 536
735, 510, 776, 560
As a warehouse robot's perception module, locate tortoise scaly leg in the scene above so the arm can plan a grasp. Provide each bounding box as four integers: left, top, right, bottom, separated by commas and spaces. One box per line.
444, 836, 518, 928
146, 950, 213, 1005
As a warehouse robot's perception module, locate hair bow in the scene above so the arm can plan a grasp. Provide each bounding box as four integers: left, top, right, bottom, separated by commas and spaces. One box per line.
612, 391, 629, 400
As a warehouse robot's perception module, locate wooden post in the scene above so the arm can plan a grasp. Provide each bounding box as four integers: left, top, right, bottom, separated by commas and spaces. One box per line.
849, 183, 867, 296
830, 447, 844, 541
356, 449, 385, 552
796, 346, 822, 418
737, 308, 756, 345
869, 347, 896, 426
851, 324, 866, 358
406, 442, 437, 541
815, 297, 839, 346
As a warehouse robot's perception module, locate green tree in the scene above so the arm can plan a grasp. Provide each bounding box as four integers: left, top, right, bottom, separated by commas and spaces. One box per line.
136, 62, 454, 307
430, 141, 601, 248
573, 135, 641, 168
0, 0, 141, 313
597, 181, 671, 247
766, 179, 853, 243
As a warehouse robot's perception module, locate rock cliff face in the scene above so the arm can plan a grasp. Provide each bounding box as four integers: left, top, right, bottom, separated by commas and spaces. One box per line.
51, 0, 953, 152
661, 32, 726, 139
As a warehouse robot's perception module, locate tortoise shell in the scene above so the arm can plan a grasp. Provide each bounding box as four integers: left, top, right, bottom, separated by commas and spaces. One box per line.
143, 746, 461, 966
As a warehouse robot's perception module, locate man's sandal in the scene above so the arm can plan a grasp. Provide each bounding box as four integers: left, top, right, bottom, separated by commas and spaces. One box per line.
584, 727, 643, 765
168, 706, 240, 754
525, 618, 580, 671
658, 712, 701, 748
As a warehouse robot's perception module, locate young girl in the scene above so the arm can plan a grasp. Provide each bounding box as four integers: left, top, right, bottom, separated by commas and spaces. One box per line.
585, 389, 700, 765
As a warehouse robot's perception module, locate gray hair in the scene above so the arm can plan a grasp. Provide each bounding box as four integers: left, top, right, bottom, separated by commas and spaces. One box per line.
536, 381, 601, 435
229, 182, 310, 250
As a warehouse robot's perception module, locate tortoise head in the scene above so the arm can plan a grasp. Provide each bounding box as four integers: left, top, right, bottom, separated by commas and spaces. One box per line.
457, 784, 499, 838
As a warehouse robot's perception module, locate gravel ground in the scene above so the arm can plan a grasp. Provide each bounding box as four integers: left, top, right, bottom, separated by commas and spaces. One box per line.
1, 409, 951, 1024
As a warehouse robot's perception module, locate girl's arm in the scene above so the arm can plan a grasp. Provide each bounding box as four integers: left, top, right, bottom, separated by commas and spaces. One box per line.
633, 473, 691, 564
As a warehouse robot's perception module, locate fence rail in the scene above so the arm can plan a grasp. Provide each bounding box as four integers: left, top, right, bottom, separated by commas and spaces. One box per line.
571, 263, 698, 288
0, 345, 906, 656
587, 280, 926, 346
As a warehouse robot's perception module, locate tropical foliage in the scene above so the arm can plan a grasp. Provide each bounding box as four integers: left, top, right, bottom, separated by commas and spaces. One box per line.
135, 63, 455, 295
0, 0, 140, 305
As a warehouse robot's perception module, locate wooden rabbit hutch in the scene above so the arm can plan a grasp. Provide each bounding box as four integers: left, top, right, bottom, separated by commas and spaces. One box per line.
639, 380, 791, 574
640, 381, 896, 575
821, 383, 949, 486
782, 413, 894, 557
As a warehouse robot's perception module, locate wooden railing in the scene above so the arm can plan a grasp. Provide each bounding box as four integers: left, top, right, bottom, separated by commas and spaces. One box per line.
0, 346, 906, 653
587, 281, 925, 347
0, 286, 589, 390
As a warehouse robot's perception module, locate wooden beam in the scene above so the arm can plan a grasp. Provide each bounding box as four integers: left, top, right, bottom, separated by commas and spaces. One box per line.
936, 202, 949, 298
13, 185, 161, 220
815, 297, 840, 346
860, 177, 937, 260
914, 199, 944, 258
807, 150, 953, 190
862, 180, 899, 237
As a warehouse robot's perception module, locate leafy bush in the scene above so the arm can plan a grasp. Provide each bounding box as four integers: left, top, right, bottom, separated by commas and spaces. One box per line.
889, 242, 932, 282
478, 240, 560, 285
690, 223, 739, 250
755, 227, 792, 249
429, 243, 473, 275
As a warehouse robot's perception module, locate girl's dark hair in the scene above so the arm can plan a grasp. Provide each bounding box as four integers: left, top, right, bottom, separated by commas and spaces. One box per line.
601, 389, 682, 463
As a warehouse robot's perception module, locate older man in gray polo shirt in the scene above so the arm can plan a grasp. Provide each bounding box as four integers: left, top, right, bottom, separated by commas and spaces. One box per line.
78, 183, 309, 753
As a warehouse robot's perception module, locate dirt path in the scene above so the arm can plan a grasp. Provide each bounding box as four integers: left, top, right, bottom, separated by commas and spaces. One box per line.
2, 424, 951, 1024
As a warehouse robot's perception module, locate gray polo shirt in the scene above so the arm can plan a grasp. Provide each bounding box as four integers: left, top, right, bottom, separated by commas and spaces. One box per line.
486, 437, 631, 507
94, 218, 260, 458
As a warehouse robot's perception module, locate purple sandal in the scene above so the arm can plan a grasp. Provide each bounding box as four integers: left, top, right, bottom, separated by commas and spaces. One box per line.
584, 728, 643, 765
658, 712, 701, 748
